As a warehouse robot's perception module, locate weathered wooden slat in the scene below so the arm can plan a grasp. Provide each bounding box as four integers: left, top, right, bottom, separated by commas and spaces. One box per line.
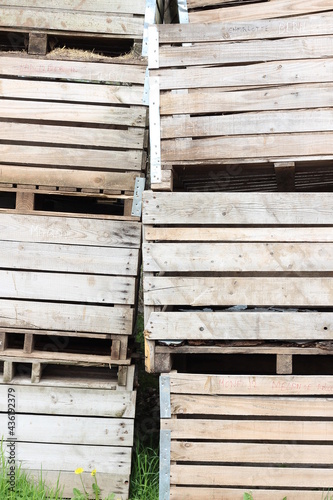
161, 109, 333, 139
0, 100, 146, 126
159, 36, 333, 67
0, 122, 145, 149
162, 419, 333, 442
0, 78, 144, 105
156, 59, 333, 90
161, 132, 333, 162
143, 192, 333, 225
170, 464, 333, 488
0, 144, 142, 170
171, 441, 333, 464
146, 311, 333, 340
143, 242, 333, 272
0, 271, 135, 304
0, 383, 136, 416
0, 56, 146, 84
145, 226, 333, 242
0, 241, 139, 276
157, 13, 333, 43
169, 488, 325, 500
0, 214, 141, 247
0, 414, 133, 447
169, 394, 333, 417
0, 7, 144, 37
168, 374, 333, 396
145, 276, 333, 306
0, 165, 139, 191
1, 0, 146, 15
189, 0, 333, 23
160, 83, 333, 115
0, 300, 133, 334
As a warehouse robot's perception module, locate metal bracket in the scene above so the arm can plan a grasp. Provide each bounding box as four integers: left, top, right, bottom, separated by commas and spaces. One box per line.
148, 25, 159, 69
159, 429, 171, 500
149, 76, 162, 183
178, 0, 189, 23
131, 177, 146, 217
142, 0, 156, 57
160, 375, 171, 418
143, 67, 149, 106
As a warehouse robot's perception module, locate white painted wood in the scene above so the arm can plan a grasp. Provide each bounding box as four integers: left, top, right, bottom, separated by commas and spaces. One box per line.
0, 300, 133, 334
0, 384, 136, 416
0, 214, 141, 248
0, 241, 139, 275
143, 192, 333, 225
0, 271, 135, 304
146, 312, 333, 340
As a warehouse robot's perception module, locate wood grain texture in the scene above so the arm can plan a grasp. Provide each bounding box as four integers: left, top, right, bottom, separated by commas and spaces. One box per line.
170, 488, 326, 500
1, 0, 146, 15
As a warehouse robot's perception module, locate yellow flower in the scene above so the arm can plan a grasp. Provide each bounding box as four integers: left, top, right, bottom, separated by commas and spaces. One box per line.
91, 469, 96, 477
75, 468, 84, 475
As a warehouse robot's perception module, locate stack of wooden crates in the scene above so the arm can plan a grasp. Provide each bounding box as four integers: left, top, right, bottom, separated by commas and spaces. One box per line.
144, 2, 333, 498
0, 2, 158, 497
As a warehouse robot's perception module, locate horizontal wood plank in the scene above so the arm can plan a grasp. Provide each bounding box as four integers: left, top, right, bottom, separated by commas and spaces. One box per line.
0, 271, 135, 304
1, 414, 133, 448
160, 83, 333, 115
171, 441, 333, 464
0, 214, 141, 248
0, 384, 136, 416
0, 7, 144, 37
161, 109, 333, 139
0, 241, 139, 275
1, 0, 146, 15
0, 299, 133, 334
168, 374, 333, 396
143, 192, 333, 225
0, 56, 146, 84
143, 242, 333, 272
144, 277, 333, 306
146, 311, 333, 340
170, 487, 326, 500
145, 226, 333, 242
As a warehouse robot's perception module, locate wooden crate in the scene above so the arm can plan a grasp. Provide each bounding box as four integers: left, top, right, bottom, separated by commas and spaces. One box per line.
143, 191, 333, 372
0, 365, 135, 499
0, 212, 141, 371
173, 0, 333, 24
0, 52, 147, 209
160, 372, 333, 500
148, 12, 333, 191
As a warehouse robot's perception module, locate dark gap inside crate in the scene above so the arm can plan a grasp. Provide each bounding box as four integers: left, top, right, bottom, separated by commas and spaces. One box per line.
34, 335, 111, 356
48, 35, 135, 58
0, 31, 27, 52
0, 192, 16, 209
5, 333, 24, 350
34, 193, 125, 216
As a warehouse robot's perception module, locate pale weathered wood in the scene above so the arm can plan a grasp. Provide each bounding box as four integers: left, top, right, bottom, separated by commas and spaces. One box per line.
0, 332, 8, 351
23, 333, 35, 354
146, 312, 333, 340
189, 0, 333, 23
170, 464, 333, 488
0, 56, 146, 84
0, 78, 144, 105
171, 441, 333, 464
0, 300, 133, 334
143, 242, 333, 272
0, 414, 133, 447
3, 361, 15, 383
170, 488, 326, 500
145, 277, 333, 307
159, 36, 333, 67
162, 419, 333, 442
145, 226, 333, 242
276, 354, 293, 374
0, 214, 141, 248
169, 394, 333, 417
0, 241, 139, 275
161, 109, 333, 138
0, 145, 143, 171
28, 32, 47, 55
168, 374, 333, 396
0, 384, 136, 416
160, 83, 333, 115
143, 192, 333, 225
15, 191, 34, 211
2, 0, 146, 15
0, 7, 144, 37
158, 12, 333, 43
0, 271, 135, 304
31, 362, 43, 383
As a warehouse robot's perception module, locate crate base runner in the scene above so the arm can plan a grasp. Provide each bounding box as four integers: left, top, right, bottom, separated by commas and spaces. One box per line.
1, 365, 135, 499
160, 372, 333, 500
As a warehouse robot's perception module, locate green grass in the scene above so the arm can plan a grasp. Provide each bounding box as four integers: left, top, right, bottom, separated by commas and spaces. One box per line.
129, 441, 159, 500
